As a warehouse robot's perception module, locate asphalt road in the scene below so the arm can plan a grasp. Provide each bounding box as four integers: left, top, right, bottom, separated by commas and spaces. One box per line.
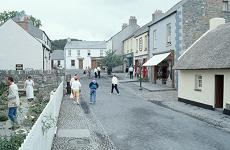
81, 77, 230, 150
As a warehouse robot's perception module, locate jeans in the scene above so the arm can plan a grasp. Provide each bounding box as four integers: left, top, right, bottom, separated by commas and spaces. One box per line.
8, 107, 17, 123
111, 84, 119, 94
90, 90, 96, 103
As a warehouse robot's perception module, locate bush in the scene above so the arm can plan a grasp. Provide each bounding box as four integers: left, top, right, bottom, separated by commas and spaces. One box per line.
0, 105, 7, 111
0, 111, 8, 122
0, 134, 26, 150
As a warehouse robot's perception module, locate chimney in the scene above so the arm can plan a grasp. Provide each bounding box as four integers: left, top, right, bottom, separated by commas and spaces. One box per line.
152, 10, 164, 22
209, 18, 225, 30
67, 38, 71, 43
122, 23, 128, 30
15, 15, 31, 32
129, 16, 137, 26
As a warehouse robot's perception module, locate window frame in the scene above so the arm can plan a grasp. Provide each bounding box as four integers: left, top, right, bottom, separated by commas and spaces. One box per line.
100, 49, 104, 57
195, 75, 202, 91
223, 0, 229, 11
68, 50, 71, 57
87, 49, 91, 56
153, 30, 157, 49
77, 50, 80, 56
71, 60, 75, 67
139, 37, 143, 51
166, 23, 172, 46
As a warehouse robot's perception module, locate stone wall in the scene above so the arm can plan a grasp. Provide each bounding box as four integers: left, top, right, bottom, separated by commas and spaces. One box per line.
182, 0, 230, 53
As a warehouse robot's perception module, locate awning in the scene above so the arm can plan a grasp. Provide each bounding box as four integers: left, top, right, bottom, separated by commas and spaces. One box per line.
142, 52, 171, 66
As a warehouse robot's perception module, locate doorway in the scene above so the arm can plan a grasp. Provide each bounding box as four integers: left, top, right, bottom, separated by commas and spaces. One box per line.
79, 59, 83, 69
91, 60, 97, 69
215, 75, 224, 108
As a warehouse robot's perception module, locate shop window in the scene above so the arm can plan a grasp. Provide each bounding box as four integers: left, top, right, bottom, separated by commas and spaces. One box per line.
195, 75, 202, 91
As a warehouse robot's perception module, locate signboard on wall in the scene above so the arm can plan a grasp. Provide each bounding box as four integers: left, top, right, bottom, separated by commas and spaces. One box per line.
16, 64, 23, 70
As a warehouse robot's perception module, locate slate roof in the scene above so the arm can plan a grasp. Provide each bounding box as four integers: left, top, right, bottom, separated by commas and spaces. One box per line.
134, 22, 151, 38
174, 23, 230, 70
51, 50, 64, 60
64, 41, 106, 49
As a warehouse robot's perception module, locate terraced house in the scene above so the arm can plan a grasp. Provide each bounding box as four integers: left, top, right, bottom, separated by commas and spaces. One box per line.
144, 0, 230, 88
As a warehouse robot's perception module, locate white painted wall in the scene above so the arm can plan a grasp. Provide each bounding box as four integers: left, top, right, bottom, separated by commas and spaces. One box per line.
64, 48, 105, 69
0, 19, 49, 70
178, 70, 230, 109
149, 13, 176, 55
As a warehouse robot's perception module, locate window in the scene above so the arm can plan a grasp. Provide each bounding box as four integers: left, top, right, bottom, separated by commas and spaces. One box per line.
223, 0, 229, 11
144, 35, 148, 51
166, 23, 172, 45
127, 40, 129, 51
153, 30, 157, 49
68, 50, 71, 56
130, 39, 133, 52
71, 60, 75, 67
77, 50, 80, 56
88, 50, 91, 56
100, 50, 104, 56
195, 75, 202, 91
136, 39, 138, 53
139, 37, 143, 51
58, 60, 60, 66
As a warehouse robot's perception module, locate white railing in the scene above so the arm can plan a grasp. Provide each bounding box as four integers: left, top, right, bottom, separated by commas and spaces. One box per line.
19, 82, 63, 150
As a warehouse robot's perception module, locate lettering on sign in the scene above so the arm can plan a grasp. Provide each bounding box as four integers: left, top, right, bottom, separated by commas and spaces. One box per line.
16, 64, 23, 70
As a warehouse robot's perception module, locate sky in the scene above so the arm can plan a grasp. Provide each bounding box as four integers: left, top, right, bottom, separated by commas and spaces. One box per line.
0, 0, 181, 41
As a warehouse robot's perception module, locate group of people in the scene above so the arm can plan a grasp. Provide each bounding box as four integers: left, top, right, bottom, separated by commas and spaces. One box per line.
69, 73, 120, 105
83, 66, 101, 79
5, 76, 35, 130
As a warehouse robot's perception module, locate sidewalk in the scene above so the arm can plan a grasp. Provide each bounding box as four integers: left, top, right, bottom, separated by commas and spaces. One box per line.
52, 95, 117, 150
127, 83, 230, 133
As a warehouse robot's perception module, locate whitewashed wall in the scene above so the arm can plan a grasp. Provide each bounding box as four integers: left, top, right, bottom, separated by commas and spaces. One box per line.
0, 19, 48, 70
178, 70, 230, 109
65, 48, 105, 69
19, 82, 63, 150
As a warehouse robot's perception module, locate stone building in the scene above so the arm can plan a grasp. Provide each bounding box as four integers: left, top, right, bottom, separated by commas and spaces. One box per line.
110, 16, 140, 55
145, 0, 230, 87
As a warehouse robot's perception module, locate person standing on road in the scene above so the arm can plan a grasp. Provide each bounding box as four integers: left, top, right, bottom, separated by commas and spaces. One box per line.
129, 66, 134, 79
94, 68, 98, 78
7, 77, 20, 130
89, 79, 99, 104
110, 74, 120, 95
24, 76, 34, 101
97, 66, 101, 78
71, 76, 81, 105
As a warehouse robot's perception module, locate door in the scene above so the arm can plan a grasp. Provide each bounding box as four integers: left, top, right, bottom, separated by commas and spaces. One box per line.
79, 59, 83, 69
91, 60, 97, 69
215, 75, 224, 108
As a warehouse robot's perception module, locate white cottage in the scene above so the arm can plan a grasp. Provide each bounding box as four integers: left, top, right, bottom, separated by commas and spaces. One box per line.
64, 40, 106, 70
174, 18, 230, 115
0, 18, 51, 70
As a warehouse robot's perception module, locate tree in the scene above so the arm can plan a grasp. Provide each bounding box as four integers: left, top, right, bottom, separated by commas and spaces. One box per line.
100, 50, 123, 75
51, 38, 81, 50
0, 11, 42, 28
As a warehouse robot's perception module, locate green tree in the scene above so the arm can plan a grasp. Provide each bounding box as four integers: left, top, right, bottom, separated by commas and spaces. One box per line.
100, 50, 123, 75
0, 11, 42, 28
51, 38, 81, 50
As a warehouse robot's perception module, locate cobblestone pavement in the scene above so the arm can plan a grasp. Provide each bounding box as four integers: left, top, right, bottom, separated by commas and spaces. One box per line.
79, 77, 230, 150
52, 93, 117, 150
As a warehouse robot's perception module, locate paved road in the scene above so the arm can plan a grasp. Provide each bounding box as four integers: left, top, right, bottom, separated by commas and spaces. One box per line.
81, 77, 230, 150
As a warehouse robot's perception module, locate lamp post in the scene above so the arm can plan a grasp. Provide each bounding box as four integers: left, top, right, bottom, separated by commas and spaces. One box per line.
139, 60, 143, 90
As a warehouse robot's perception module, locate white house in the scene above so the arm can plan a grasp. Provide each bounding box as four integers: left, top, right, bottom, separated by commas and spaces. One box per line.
174, 18, 230, 115
0, 17, 51, 70
51, 50, 64, 69
64, 40, 106, 70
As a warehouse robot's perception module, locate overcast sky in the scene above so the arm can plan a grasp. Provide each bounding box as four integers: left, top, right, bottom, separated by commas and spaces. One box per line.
0, 0, 181, 41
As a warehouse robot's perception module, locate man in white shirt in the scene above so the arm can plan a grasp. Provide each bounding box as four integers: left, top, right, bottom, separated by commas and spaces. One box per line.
110, 74, 120, 95
97, 66, 101, 78
129, 66, 134, 79
7, 77, 20, 130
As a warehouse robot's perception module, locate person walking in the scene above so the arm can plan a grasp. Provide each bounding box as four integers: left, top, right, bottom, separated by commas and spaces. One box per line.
87, 67, 91, 78
94, 68, 98, 78
129, 66, 134, 79
7, 77, 20, 130
89, 79, 99, 104
97, 66, 101, 78
24, 76, 34, 101
71, 76, 81, 105
110, 74, 120, 95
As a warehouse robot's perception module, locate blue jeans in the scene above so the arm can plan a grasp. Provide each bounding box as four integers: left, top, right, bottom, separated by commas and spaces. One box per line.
8, 107, 17, 122
90, 90, 96, 103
